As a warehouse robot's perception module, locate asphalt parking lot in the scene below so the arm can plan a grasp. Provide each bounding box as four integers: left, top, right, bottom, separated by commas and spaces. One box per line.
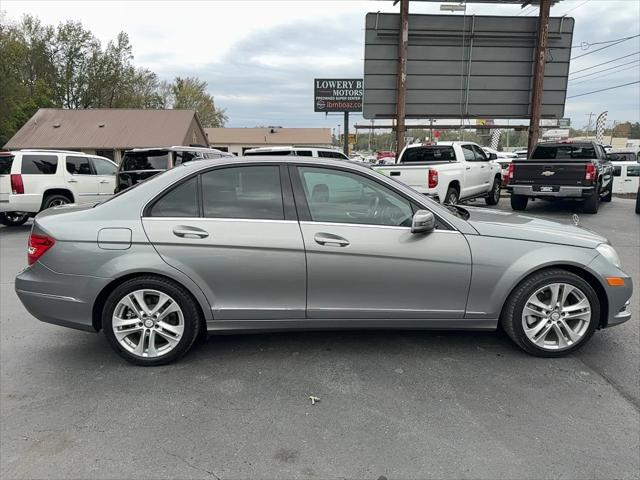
1, 197, 638, 480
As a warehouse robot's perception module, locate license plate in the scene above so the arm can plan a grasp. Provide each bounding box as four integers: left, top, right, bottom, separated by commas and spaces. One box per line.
540, 186, 554, 192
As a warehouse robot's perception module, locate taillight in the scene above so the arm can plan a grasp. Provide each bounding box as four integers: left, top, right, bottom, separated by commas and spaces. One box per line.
10, 174, 24, 194
428, 169, 438, 188
585, 163, 596, 182
27, 233, 55, 266
506, 163, 515, 185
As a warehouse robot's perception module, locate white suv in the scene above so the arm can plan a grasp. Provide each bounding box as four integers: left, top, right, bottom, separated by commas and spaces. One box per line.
244, 146, 349, 160
0, 149, 118, 226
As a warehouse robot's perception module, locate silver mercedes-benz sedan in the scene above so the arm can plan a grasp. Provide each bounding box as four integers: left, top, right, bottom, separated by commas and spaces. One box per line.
15, 157, 633, 365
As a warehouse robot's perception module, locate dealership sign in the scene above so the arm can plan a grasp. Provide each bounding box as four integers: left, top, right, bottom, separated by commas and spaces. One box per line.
314, 78, 363, 112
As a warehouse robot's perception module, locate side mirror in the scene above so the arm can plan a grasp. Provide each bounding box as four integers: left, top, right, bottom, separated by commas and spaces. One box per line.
488, 153, 498, 160
411, 210, 435, 234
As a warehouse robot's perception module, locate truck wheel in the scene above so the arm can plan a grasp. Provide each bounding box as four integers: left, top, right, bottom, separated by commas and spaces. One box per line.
0, 212, 29, 226
444, 186, 459, 205
583, 189, 600, 214
510, 194, 528, 211
485, 178, 501, 205
636, 191, 640, 214
601, 183, 612, 202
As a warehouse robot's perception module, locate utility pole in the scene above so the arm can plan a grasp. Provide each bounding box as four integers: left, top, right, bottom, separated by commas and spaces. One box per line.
343, 112, 349, 156
395, 0, 409, 155
527, 0, 551, 157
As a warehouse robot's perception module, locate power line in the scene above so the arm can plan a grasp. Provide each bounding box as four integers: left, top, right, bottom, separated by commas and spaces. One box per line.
569, 63, 640, 85
569, 51, 640, 75
569, 59, 640, 80
571, 34, 640, 60
572, 33, 640, 50
567, 80, 640, 99
561, 0, 591, 16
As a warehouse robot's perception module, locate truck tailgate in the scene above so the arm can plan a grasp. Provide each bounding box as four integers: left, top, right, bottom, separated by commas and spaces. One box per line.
374, 165, 428, 191
513, 162, 588, 186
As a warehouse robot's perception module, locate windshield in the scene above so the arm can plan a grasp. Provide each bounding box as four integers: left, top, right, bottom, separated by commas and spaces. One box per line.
121, 151, 170, 171
402, 146, 455, 163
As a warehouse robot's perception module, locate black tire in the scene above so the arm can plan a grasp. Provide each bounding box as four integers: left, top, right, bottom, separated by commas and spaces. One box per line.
102, 276, 202, 366
485, 177, 501, 206
636, 191, 640, 214
500, 269, 599, 357
0, 212, 29, 226
601, 182, 612, 202
42, 193, 71, 210
444, 186, 459, 205
510, 194, 528, 211
583, 188, 600, 214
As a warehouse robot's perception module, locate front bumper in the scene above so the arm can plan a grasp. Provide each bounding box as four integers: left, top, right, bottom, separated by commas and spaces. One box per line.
507, 185, 595, 198
15, 262, 111, 332
587, 254, 634, 328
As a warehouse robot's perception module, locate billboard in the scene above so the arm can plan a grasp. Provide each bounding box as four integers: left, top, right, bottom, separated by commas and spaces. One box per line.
363, 13, 574, 119
314, 79, 363, 112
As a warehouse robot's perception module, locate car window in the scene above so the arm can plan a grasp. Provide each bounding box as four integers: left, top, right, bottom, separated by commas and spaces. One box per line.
295, 150, 313, 157
613, 165, 622, 177
318, 151, 333, 158
245, 150, 292, 156
627, 165, 640, 177
0, 154, 14, 174
122, 151, 169, 171
297, 166, 413, 227
150, 176, 198, 217
66, 156, 94, 175
21, 154, 58, 174
401, 146, 455, 163
472, 145, 489, 161
532, 145, 597, 160
201, 166, 284, 220
92, 158, 117, 176
174, 151, 199, 166
461, 145, 476, 162
609, 152, 638, 162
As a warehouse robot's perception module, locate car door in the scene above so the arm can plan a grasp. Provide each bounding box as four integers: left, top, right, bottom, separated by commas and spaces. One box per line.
291, 165, 472, 320
142, 164, 307, 320
64, 155, 101, 203
90, 157, 118, 197
459, 144, 483, 198
471, 145, 494, 195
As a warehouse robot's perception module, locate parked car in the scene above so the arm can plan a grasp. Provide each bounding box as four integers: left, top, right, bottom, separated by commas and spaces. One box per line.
612, 161, 640, 194
244, 146, 349, 160
0, 149, 118, 226
482, 147, 517, 159
506, 141, 614, 214
115, 146, 230, 193
374, 141, 502, 205
514, 149, 528, 159
15, 156, 632, 365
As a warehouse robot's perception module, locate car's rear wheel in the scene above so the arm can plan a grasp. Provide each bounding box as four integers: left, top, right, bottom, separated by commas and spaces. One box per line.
102, 276, 202, 365
42, 194, 71, 210
485, 177, 501, 205
501, 269, 599, 357
510, 194, 528, 211
0, 212, 29, 226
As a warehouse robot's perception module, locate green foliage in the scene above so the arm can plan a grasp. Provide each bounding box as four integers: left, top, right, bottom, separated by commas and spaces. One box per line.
0, 13, 226, 146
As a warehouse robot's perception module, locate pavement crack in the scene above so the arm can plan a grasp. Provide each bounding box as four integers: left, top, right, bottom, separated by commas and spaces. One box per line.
577, 357, 640, 413
164, 451, 222, 480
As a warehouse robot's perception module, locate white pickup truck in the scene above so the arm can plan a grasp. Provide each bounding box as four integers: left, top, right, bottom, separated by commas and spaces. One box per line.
374, 141, 503, 205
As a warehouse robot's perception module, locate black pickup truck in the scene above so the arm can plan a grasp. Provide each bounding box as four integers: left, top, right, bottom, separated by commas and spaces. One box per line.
505, 141, 614, 213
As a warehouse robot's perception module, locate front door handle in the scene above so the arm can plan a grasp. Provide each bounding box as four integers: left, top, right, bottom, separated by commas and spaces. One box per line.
173, 226, 209, 239
99, 179, 109, 184
68, 179, 78, 183
314, 233, 350, 247
466, 166, 471, 170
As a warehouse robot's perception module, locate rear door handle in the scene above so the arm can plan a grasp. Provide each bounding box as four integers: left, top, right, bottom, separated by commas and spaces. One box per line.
67, 179, 78, 183
173, 226, 209, 239
99, 179, 109, 184
466, 166, 471, 170
390, 171, 401, 176
314, 233, 350, 247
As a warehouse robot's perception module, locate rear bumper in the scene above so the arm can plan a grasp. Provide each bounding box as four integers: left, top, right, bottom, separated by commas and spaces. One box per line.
0, 194, 42, 214
15, 262, 110, 332
507, 185, 594, 198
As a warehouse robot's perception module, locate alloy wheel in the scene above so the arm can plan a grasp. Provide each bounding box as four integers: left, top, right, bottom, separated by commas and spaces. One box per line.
521, 283, 591, 351
112, 289, 184, 358
49, 198, 68, 207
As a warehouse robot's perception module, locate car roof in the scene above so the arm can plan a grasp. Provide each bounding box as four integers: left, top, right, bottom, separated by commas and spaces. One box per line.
244, 146, 342, 152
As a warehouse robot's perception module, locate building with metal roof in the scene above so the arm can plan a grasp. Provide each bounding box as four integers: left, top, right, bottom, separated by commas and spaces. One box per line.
206, 127, 332, 155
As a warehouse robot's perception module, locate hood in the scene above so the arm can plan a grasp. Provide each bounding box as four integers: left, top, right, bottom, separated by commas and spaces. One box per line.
464, 207, 607, 248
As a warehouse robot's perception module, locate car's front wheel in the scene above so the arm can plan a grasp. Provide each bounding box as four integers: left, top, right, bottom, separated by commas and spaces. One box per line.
501, 269, 599, 357
102, 276, 202, 365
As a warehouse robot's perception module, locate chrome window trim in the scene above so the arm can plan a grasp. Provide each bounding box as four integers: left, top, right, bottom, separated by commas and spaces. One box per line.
142, 216, 298, 225
299, 220, 461, 233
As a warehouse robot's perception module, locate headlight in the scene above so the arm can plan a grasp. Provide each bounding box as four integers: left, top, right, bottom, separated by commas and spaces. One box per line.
596, 244, 622, 268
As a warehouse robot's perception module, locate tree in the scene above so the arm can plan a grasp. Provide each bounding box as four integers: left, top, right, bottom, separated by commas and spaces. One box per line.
171, 77, 227, 127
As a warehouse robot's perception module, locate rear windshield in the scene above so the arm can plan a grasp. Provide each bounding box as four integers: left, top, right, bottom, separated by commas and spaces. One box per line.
244, 150, 292, 156
402, 146, 455, 163
0, 154, 13, 174
532, 145, 597, 160
608, 152, 637, 162
122, 151, 170, 171
21, 154, 58, 174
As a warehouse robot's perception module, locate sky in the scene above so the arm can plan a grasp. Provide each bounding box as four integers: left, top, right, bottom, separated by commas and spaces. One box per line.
2, 0, 639, 134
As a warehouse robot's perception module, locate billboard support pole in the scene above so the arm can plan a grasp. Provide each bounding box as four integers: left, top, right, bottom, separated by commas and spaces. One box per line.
527, 0, 551, 157
343, 111, 349, 155
395, 0, 409, 154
